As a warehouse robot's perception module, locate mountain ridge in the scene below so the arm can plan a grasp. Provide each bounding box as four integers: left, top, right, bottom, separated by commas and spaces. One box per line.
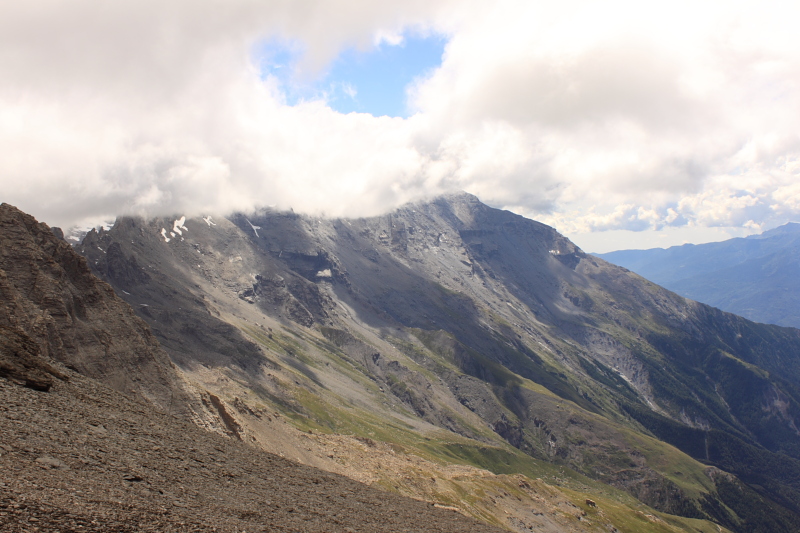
70, 192, 800, 532
0, 201, 523, 533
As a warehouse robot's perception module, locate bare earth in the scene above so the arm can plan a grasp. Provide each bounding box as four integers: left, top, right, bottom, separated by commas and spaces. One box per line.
0, 372, 506, 533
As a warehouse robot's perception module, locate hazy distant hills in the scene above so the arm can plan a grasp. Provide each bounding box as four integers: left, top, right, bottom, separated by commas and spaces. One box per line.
596, 223, 800, 328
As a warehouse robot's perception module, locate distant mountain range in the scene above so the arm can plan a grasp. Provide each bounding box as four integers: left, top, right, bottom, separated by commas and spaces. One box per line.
596, 223, 800, 328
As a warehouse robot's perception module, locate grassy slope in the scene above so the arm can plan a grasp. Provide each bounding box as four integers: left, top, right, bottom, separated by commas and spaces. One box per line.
228, 318, 728, 533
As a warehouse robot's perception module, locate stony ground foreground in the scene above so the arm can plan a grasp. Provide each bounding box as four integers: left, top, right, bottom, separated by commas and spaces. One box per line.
0, 373, 506, 533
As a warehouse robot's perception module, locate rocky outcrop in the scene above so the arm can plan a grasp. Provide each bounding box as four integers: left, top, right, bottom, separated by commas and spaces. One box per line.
0, 203, 185, 411
0, 325, 67, 392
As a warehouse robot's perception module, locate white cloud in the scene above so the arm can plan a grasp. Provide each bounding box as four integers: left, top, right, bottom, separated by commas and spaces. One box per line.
412, 0, 800, 232
1, 0, 800, 250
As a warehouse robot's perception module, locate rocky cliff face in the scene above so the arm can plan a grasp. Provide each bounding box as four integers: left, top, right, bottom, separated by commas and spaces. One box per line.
75, 193, 800, 533
0, 203, 187, 411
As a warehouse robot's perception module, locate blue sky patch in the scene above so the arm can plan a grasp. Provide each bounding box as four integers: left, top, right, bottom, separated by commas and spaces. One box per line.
258, 34, 446, 118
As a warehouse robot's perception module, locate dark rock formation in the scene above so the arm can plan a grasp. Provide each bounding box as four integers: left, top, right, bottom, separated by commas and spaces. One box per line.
0, 325, 67, 391
0, 203, 185, 411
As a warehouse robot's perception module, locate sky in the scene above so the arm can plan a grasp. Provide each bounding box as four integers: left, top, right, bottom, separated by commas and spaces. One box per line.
259, 33, 447, 117
1, 0, 799, 253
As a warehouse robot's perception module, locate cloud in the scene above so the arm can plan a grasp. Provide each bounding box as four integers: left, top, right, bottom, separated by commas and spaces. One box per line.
0, 0, 449, 226
1, 0, 800, 246
411, 0, 800, 233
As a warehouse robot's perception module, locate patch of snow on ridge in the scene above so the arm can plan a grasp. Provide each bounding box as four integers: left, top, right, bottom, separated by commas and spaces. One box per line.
160, 228, 171, 242
203, 216, 216, 227
173, 216, 188, 235
246, 219, 261, 237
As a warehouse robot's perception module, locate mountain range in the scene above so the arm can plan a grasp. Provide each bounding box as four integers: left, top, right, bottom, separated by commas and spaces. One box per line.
3, 194, 800, 532
597, 223, 800, 328
0, 202, 504, 533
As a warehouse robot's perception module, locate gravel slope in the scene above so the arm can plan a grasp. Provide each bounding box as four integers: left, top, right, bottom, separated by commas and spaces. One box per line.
0, 372, 505, 533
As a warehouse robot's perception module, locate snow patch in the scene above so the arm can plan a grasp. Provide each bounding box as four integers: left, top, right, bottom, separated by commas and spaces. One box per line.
160, 228, 171, 242
246, 219, 261, 237
202, 216, 216, 227
172, 216, 188, 236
